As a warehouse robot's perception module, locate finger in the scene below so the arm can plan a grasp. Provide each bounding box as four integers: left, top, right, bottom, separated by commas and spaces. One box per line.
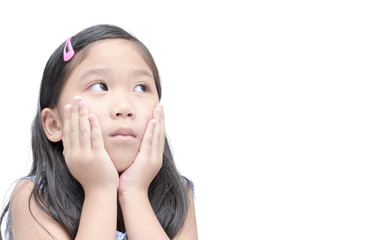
79, 100, 91, 150
151, 106, 162, 157
70, 96, 81, 148
62, 104, 72, 152
139, 119, 156, 155
159, 105, 166, 156
89, 114, 105, 150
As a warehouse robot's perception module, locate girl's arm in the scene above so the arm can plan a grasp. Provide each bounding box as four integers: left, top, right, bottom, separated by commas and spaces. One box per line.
11, 179, 117, 240
63, 98, 119, 239
11, 179, 71, 240
119, 185, 198, 240
76, 187, 117, 239
11, 97, 119, 240
118, 105, 198, 239
172, 188, 198, 239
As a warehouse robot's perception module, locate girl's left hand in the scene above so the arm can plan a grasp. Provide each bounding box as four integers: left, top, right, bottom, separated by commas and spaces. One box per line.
118, 104, 165, 197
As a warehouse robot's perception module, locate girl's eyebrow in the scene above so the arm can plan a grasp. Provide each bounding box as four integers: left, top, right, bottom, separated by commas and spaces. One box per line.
80, 68, 108, 80
133, 69, 154, 80
79, 68, 154, 82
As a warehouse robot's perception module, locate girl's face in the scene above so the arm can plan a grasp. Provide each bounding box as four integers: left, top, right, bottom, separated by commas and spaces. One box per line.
55, 39, 159, 172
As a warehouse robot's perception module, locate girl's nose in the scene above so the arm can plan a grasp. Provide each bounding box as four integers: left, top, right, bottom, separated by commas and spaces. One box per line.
111, 103, 135, 119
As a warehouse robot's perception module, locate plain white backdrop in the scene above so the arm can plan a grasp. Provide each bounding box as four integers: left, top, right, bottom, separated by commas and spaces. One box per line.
0, 0, 364, 239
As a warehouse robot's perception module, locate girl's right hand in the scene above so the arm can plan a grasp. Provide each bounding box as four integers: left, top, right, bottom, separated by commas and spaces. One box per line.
62, 96, 119, 193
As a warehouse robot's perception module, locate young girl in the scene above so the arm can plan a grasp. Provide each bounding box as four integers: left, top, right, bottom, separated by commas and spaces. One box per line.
0, 24, 197, 240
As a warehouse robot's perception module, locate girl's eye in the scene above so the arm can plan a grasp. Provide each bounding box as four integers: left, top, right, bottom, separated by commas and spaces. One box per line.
134, 84, 147, 93
89, 82, 108, 92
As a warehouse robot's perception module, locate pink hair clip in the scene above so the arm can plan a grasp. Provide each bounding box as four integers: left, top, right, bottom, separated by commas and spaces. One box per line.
63, 38, 75, 62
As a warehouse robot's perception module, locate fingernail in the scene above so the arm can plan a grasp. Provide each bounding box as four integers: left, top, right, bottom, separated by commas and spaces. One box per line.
155, 107, 162, 116
73, 96, 81, 104
150, 119, 157, 127
64, 104, 72, 113
89, 114, 97, 122
79, 101, 86, 110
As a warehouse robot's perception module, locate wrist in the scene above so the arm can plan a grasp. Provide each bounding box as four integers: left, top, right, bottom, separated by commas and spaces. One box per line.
118, 189, 148, 205
118, 182, 149, 198
84, 186, 118, 198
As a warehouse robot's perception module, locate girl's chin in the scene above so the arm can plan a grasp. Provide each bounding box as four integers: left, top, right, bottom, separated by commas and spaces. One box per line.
115, 164, 132, 175
106, 146, 139, 173
112, 155, 136, 173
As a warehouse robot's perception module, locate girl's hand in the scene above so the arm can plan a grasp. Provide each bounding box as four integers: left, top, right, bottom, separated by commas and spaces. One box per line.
62, 96, 119, 193
118, 104, 165, 197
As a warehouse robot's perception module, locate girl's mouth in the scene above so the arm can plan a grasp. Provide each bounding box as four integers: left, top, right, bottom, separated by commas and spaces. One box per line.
110, 127, 136, 142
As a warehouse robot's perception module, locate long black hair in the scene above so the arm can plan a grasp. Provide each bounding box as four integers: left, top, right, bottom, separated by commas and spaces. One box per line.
0, 24, 190, 239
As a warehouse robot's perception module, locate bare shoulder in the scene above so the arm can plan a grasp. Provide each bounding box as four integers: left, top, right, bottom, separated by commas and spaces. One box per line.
173, 184, 198, 240
10, 178, 70, 240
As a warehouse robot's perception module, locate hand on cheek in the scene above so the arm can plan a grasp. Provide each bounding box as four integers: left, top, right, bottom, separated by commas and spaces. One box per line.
118, 104, 165, 197
62, 96, 119, 193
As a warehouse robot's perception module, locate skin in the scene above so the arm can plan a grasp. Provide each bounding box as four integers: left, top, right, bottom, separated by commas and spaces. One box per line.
58, 39, 161, 173
11, 39, 198, 239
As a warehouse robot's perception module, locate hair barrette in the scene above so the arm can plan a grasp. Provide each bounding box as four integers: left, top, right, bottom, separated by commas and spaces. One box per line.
63, 37, 75, 62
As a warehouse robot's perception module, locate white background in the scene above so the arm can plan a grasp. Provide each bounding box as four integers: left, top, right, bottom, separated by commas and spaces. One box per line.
0, 0, 364, 239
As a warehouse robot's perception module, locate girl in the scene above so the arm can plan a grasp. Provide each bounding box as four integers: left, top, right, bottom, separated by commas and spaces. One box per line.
0, 24, 197, 240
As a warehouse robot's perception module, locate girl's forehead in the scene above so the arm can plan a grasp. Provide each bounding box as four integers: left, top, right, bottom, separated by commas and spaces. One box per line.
62, 39, 154, 88
68, 39, 151, 77
77, 39, 141, 63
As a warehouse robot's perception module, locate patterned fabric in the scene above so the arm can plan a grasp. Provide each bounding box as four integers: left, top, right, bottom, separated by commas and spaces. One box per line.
116, 230, 128, 240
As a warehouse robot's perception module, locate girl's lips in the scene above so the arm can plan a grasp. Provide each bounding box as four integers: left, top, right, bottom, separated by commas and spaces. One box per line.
111, 127, 136, 137
110, 127, 136, 141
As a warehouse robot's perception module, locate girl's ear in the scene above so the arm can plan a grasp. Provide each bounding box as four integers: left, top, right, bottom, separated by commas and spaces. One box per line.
41, 108, 63, 142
